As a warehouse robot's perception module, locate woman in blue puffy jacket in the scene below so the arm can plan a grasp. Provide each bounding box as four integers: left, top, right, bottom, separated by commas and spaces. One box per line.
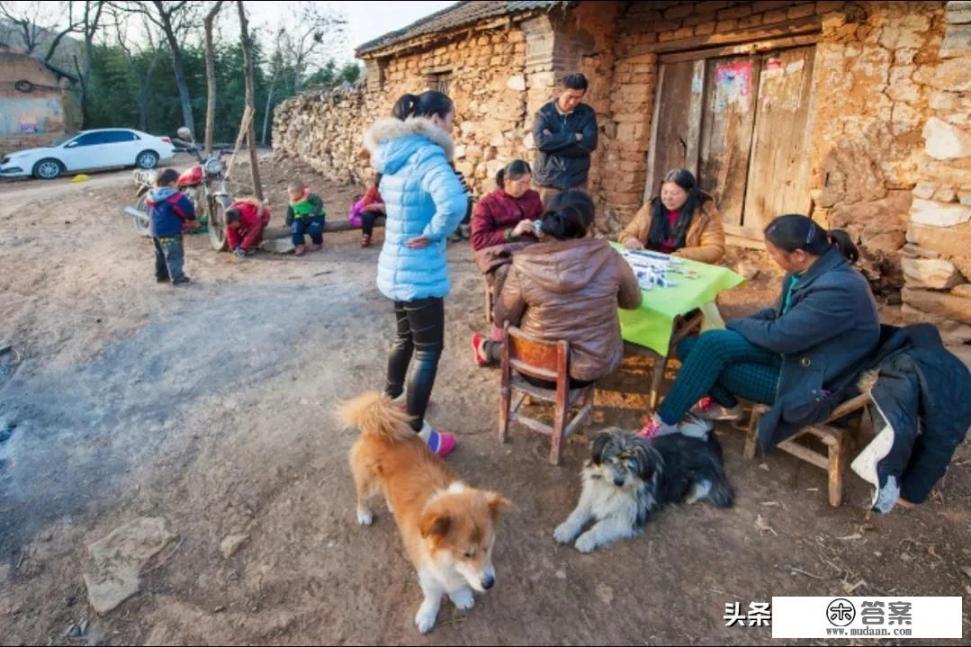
363, 90, 469, 457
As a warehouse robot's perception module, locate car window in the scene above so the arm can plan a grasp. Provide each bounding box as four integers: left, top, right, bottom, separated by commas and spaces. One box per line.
102, 131, 137, 144
69, 132, 108, 147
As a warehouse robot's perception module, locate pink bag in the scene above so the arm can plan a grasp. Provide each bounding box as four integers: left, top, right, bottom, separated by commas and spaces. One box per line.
348, 198, 365, 228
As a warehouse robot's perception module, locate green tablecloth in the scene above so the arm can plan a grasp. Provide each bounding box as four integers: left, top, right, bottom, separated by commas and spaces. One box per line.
612, 243, 744, 356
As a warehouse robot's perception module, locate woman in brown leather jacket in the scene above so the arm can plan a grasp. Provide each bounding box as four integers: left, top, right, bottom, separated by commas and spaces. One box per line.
473, 190, 642, 387
618, 168, 726, 264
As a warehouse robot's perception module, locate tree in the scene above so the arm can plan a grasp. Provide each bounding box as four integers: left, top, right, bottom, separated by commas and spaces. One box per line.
72, 1, 106, 125
112, 0, 200, 134
236, 0, 261, 200
279, 1, 347, 93
203, 0, 223, 153
111, 10, 163, 131
259, 28, 286, 146
0, 1, 82, 62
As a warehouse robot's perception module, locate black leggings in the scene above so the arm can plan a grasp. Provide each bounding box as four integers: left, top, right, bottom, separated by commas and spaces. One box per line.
361, 210, 384, 237
386, 297, 445, 431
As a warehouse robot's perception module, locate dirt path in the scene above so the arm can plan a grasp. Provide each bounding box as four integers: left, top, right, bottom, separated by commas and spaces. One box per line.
0, 159, 968, 645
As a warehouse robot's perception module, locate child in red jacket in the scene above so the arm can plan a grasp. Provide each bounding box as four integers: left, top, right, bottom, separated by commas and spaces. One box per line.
225, 197, 272, 258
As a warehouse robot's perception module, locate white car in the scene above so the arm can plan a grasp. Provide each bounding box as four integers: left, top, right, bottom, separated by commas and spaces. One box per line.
0, 128, 176, 180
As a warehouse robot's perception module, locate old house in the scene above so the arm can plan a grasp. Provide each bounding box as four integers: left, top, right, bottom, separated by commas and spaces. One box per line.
0, 44, 81, 156
273, 1, 971, 344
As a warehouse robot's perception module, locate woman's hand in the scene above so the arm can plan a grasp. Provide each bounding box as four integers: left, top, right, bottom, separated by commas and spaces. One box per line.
623, 238, 645, 250
373, 202, 386, 213
405, 236, 431, 249
512, 219, 534, 237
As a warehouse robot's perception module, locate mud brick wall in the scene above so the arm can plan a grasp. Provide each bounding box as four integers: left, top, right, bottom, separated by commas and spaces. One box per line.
273, 1, 971, 316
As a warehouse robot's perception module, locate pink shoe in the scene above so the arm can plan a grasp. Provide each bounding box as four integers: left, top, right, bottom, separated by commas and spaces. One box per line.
423, 425, 456, 457
472, 333, 488, 366
690, 396, 743, 421
637, 413, 678, 440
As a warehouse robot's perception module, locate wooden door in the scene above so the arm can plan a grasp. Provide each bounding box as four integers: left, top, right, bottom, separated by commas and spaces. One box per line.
645, 59, 705, 198
698, 55, 760, 228
742, 46, 816, 233
646, 43, 818, 241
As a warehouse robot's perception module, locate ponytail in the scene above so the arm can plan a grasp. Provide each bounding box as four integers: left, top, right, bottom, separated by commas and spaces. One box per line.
392, 90, 453, 121
764, 214, 859, 264
827, 229, 859, 264
539, 189, 594, 240
495, 159, 532, 188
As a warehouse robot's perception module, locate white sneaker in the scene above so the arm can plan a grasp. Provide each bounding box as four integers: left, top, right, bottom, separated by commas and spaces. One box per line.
678, 414, 714, 440
690, 397, 743, 422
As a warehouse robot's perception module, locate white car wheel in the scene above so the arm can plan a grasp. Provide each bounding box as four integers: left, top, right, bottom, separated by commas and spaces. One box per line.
32, 158, 63, 180
136, 150, 160, 169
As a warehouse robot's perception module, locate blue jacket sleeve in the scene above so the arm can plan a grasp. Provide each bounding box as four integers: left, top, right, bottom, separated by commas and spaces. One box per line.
726, 283, 859, 355
419, 154, 468, 241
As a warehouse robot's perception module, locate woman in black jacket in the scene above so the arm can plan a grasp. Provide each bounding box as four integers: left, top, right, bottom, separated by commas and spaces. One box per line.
640, 214, 881, 449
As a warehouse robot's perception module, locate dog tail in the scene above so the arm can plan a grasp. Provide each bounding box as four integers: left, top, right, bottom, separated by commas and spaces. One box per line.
337, 391, 414, 442
708, 478, 735, 508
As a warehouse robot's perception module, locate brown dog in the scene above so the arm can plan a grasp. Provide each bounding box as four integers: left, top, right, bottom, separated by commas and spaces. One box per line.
340, 391, 511, 634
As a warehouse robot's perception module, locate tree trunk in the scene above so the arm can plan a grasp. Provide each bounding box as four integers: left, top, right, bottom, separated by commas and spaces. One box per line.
78, 1, 104, 128
153, 1, 194, 134
203, 1, 223, 155
137, 50, 162, 132
237, 1, 262, 201
260, 72, 278, 147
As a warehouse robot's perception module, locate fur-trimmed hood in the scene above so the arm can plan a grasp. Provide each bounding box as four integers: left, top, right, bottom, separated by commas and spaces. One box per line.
363, 117, 455, 175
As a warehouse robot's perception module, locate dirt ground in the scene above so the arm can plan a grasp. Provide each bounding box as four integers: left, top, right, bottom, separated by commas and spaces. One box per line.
0, 155, 968, 646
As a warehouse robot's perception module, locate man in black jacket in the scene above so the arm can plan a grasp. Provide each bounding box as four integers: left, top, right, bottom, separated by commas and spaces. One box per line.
532, 72, 598, 205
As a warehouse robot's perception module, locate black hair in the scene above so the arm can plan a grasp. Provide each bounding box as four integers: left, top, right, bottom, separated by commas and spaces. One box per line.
648, 168, 704, 250
764, 214, 860, 264
496, 159, 532, 188
225, 208, 241, 225
540, 189, 594, 240
156, 168, 180, 187
561, 72, 589, 91
373, 172, 383, 186
392, 90, 454, 121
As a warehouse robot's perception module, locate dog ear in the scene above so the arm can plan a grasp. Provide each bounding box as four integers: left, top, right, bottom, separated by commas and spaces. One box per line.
419, 511, 451, 538
590, 432, 611, 465
485, 491, 513, 519
630, 440, 656, 480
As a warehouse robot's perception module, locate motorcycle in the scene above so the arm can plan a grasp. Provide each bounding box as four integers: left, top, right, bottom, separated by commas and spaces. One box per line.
126, 127, 234, 251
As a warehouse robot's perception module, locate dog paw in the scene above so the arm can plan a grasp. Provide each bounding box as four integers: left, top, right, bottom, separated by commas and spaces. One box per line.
449, 588, 475, 611
356, 507, 374, 527
574, 533, 598, 553
553, 523, 578, 544
415, 606, 438, 634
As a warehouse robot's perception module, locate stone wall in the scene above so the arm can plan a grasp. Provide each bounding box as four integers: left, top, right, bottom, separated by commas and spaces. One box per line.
273, 0, 971, 317
900, 0, 971, 345
274, 16, 535, 200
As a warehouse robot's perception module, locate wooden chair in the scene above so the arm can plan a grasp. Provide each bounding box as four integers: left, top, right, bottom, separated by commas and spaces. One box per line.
484, 280, 495, 323
498, 325, 595, 465
623, 310, 705, 409
743, 393, 872, 507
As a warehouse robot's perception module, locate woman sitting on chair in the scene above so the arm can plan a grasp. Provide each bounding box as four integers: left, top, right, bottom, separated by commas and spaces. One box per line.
473, 190, 642, 387
471, 159, 544, 252
619, 168, 726, 264
639, 214, 880, 444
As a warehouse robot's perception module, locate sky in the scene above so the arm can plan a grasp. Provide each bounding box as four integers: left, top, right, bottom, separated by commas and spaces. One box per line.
246, 1, 457, 61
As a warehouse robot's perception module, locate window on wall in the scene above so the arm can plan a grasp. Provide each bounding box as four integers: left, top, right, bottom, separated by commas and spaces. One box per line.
424, 68, 452, 95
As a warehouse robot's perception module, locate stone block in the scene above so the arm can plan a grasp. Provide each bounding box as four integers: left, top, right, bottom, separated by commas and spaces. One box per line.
924, 118, 971, 160
903, 287, 971, 325
901, 258, 963, 289
908, 221, 971, 257
910, 198, 971, 228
